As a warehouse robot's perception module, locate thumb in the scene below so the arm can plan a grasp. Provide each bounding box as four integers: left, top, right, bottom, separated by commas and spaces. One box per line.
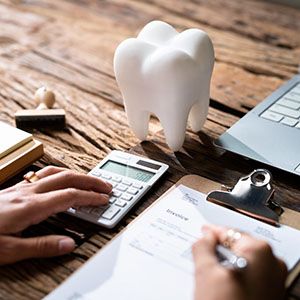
0, 235, 75, 265
192, 226, 219, 271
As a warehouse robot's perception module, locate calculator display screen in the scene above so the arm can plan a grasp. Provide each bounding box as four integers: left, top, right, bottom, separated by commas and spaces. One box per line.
101, 161, 155, 182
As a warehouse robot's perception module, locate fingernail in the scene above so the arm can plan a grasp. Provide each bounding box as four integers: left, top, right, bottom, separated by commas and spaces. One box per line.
105, 182, 113, 190
59, 238, 75, 254
101, 194, 110, 203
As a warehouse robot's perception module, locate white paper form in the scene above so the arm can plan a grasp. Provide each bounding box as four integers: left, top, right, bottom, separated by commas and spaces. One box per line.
45, 185, 300, 300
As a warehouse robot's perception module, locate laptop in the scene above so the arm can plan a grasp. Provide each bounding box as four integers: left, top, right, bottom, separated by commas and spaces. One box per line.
215, 75, 300, 176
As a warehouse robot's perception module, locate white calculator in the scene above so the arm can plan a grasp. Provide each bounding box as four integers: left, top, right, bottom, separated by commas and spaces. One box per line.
67, 150, 169, 228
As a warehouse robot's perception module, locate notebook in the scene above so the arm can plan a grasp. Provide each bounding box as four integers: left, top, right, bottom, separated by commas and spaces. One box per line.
0, 121, 43, 184
0, 121, 32, 159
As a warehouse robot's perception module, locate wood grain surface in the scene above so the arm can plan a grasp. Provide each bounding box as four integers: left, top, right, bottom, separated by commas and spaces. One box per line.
0, 0, 299, 299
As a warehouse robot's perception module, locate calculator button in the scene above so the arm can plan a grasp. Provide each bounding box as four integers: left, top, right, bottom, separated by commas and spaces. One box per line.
280, 117, 298, 127
277, 98, 300, 110
115, 199, 127, 207
107, 181, 117, 188
68, 207, 76, 214
116, 184, 128, 192
112, 190, 122, 198
91, 169, 102, 177
101, 206, 121, 220
101, 173, 112, 180
260, 110, 283, 122
127, 187, 138, 195
112, 176, 122, 183
78, 206, 93, 214
284, 91, 300, 103
132, 182, 143, 189
90, 206, 107, 216
121, 179, 132, 186
121, 194, 133, 201
109, 197, 117, 204
269, 104, 300, 119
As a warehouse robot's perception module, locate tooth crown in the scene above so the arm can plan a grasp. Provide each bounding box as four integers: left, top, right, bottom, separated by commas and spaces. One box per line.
114, 20, 214, 151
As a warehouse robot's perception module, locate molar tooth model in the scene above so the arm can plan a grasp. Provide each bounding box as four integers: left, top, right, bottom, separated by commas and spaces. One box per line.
114, 20, 215, 151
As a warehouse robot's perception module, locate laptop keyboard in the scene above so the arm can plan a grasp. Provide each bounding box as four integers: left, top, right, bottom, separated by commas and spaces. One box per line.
260, 83, 300, 129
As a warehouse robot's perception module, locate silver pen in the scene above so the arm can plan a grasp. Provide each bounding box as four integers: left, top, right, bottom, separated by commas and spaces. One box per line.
216, 245, 248, 270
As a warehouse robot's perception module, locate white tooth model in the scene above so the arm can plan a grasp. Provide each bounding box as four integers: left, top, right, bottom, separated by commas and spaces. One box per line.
114, 20, 214, 151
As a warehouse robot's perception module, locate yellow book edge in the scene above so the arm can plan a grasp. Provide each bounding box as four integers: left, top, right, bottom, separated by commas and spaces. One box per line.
0, 121, 33, 159
0, 139, 44, 184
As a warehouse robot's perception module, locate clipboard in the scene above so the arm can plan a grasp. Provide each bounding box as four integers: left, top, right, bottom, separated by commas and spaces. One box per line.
166, 170, 300, 287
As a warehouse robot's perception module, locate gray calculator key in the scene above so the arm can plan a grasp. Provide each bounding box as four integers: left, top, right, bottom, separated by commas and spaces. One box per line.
121, 194, 133, 201
277, 98, 300, 110
269, 104, 300, 119
90, 206, 107, 216
116, 184, 128, 192
108, 181, 118, 188
115, 199, 127, 207
260, 110, 283, 122
127, 187, 138, 195
284, 91, 300, 103
112, 176, 122, 183
68, 207, 76, 214
101, 206, 121, 220
78, 206, 93, 214
102, 173, 112, 180
112, 190, 122, 198
109, 196, 117, 204
132, 182, 143, 189
91, 169, 102, 177
280, 117, 298, 127
122, 179, 132, 186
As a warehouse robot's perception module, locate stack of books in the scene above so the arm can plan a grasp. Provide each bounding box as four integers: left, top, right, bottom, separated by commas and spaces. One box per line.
0, 121, 44, 184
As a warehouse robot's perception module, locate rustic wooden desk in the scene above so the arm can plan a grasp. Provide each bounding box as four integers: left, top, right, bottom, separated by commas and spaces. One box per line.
0, 1, 299, 299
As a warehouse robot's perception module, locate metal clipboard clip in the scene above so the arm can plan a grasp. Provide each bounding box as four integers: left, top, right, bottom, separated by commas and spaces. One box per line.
206, 169, 284, 226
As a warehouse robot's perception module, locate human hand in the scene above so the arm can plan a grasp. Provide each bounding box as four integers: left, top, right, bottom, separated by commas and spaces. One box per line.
192, 224, 287, 300
0, 166, 112, 265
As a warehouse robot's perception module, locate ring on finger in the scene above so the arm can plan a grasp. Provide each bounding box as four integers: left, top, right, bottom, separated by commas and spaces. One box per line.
23, 171, 40, 183
223, 228, 242, 248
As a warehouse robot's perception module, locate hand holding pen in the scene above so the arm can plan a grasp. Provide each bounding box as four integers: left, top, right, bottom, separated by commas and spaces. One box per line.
192, 224, 287, 300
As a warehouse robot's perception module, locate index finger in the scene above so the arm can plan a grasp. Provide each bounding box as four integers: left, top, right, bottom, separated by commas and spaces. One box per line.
192, 228, 219, 271
33, 170, 112, 194
17, 189, 109, 230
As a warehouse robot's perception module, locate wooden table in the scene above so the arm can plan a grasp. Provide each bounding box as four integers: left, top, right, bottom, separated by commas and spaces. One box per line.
0, 1, 299, 299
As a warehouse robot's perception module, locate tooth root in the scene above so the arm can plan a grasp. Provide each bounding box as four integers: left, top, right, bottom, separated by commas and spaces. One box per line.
125, 104, 150, 140
158, 108, 189, 151
189, 88, 210, 132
